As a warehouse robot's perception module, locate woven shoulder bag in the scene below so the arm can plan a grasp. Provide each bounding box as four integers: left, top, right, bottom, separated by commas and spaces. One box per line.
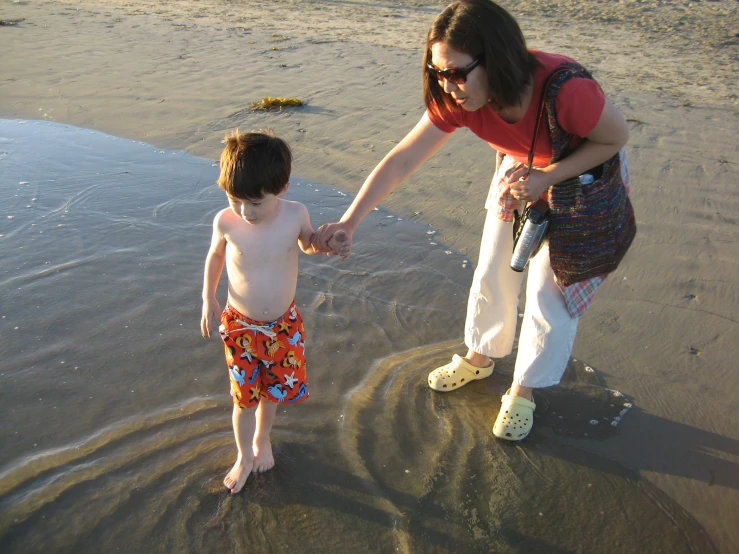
525, 62, 636, 286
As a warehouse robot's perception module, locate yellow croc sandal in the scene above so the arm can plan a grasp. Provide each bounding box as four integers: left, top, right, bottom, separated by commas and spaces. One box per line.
428, 354, 494, 392
493, 390, 536, 441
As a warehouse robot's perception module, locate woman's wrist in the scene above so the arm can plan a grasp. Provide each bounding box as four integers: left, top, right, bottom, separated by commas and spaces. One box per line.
539, 165, 563, 189
339, 213, 359, 234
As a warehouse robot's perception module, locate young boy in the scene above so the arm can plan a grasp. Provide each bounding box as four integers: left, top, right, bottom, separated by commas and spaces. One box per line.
201, 130, 347, 494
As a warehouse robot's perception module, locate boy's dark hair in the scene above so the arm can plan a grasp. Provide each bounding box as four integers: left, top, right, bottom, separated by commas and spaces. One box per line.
422, 0, 540, 115
217, 130, 292, 199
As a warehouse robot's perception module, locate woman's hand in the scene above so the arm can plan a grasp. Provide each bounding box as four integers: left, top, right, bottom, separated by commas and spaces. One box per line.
312, 222, 353, 259
505, 165, 553, 203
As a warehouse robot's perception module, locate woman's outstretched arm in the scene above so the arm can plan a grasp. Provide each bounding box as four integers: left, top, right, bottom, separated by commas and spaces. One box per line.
312, 113, 451, 255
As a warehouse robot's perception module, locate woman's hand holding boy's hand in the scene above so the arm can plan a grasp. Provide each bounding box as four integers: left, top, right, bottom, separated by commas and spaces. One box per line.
201, 297, 221, 339
313, 222, 353, 260
327, 229, 351, 260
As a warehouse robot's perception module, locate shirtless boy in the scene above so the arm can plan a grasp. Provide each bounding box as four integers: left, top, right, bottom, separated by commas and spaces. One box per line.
201, 130, 347, 494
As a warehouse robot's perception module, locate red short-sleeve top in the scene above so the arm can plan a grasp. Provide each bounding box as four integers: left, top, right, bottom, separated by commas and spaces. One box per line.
427, 51, 606, 167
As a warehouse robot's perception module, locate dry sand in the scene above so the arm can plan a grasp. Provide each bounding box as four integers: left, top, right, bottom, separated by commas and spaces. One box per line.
1, 0, 738, 551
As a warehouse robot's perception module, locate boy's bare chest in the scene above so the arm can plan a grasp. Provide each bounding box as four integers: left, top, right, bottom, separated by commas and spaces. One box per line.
225, 221, 299, 264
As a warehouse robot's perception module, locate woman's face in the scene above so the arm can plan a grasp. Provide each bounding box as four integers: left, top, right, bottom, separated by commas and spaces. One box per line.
429, 42, 491, 112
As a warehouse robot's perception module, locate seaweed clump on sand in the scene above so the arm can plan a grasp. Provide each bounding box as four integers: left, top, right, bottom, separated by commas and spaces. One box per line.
250, 97, 303, 112
0, 18, 25, 26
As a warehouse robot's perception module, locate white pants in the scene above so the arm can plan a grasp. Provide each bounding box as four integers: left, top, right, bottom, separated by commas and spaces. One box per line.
464, 160, 579, 389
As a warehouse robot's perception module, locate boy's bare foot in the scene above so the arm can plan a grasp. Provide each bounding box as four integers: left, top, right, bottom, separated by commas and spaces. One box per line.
252, 438, 275, 473
223, 455, 253, 494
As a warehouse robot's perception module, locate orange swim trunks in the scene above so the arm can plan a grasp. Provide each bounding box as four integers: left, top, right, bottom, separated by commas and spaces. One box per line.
219, 301, 309, 409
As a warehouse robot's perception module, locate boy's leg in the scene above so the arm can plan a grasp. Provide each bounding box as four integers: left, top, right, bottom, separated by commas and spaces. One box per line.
224, 404, 257, 494
253, 399, 278, 473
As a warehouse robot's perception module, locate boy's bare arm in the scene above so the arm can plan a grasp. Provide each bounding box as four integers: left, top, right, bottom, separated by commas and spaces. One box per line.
297, 204, 320, 255
201, 212, 227, 338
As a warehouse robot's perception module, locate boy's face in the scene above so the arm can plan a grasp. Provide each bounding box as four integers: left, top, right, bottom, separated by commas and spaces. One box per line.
227, 193, 281, 225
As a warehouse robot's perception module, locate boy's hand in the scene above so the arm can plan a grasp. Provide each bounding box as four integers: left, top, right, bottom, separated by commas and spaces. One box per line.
201, 298, 221, 338
327, 229, 351, 260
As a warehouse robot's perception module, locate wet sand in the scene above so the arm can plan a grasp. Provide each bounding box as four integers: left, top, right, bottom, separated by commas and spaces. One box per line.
1, 0, 738, 552
0, 119, 718, 553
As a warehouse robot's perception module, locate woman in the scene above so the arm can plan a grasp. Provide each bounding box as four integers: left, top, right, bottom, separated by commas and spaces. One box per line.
313, 0, 630, 441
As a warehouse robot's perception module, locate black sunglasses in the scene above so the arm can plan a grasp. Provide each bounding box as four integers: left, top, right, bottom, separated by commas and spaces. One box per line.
426, 57, 482, 85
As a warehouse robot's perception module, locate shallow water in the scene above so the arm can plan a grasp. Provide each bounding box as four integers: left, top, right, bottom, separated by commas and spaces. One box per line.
0, 120, 715, 553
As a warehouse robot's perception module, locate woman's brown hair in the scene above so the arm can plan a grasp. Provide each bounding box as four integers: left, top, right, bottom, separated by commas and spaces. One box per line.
422, 0, 540, 115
